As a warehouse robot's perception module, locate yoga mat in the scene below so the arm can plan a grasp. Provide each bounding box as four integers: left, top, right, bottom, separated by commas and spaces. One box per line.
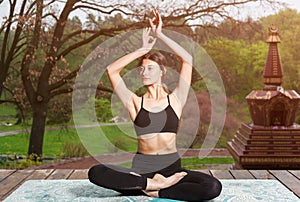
4, 179, 299, 202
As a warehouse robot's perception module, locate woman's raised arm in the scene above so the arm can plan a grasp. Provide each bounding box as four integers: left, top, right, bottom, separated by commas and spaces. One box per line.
107, 28, 156, 109
149, 10, 193, 107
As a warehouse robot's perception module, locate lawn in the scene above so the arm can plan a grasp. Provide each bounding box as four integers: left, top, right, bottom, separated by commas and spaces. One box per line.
0, 124, 137, 157
181, 157, 234, 170
116, 157, 234, 170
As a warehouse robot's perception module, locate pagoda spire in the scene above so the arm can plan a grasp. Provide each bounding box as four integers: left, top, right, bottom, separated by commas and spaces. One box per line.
263, 25, 283, 89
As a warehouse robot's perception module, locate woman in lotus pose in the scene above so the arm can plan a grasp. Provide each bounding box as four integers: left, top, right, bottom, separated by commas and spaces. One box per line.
88, 10, 222, 201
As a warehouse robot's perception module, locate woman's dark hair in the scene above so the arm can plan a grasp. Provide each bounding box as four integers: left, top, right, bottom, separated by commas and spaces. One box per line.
137, 51, 167, 67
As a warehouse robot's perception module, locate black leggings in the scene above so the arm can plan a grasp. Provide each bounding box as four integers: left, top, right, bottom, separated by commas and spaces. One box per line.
88, 152, 222, 202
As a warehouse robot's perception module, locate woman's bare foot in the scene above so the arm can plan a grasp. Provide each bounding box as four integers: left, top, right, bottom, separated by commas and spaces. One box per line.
145, 172, 187, 191
143, 190, 159, 197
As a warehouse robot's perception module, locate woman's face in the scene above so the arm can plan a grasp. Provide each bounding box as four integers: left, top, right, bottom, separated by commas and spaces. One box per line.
138, 59, 162, 86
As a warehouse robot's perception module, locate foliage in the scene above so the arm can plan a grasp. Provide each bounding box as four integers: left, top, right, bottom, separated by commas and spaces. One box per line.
201, 8, 300, 101
47, 94, 72, 124
194, 17, 264, 43
94, 98, 113, 122
184, 92, 247, 148
61, 141, 89, 158
203, 38, 266, 101
0, 156, 43, 169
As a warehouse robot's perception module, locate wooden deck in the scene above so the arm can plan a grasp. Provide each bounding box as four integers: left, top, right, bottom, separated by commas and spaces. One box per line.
1, 169, 300, 200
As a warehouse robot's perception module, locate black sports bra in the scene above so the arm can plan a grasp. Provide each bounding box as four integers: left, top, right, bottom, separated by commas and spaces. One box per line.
134, 95, 179, 136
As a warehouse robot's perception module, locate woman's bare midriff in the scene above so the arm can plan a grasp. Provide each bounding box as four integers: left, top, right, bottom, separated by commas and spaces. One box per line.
137, 133, 177, 154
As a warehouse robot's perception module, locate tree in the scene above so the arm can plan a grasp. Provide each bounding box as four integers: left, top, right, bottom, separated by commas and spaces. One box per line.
0, 0, 32, 119
204, 38, 267, 101
1, 0, 280, 159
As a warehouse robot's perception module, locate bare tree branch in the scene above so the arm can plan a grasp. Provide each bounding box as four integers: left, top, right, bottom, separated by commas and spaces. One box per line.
21, 0, 43, 104
56, 23, 145, 59
60, 29, 97, 45
0, 100, 18, 104
49, 68, 79, 91
1, 0, 17, 66
42, 12, 59, 22
50, 83, 113, 98
72, 4, 136, 16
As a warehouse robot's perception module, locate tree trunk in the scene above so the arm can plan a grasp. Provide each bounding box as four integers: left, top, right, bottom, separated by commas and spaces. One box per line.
0, 72, 6, 98
0, 85, 2, 99
27, 101, 48, 160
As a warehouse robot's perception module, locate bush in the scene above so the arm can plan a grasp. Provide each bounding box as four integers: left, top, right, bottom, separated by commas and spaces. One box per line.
94, 98, 113, 122
47, 95, 72, 125
105, 138, 130, 153
19, 158, 43, 169
61, 142, 89, 158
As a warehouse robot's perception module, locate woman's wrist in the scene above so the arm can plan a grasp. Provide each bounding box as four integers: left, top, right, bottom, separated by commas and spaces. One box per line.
155, 31, 164, 39
137, 47, 151, 55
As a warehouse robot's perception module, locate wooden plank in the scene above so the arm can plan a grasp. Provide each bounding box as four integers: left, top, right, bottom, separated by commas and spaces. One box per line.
0, 170, 15, 182
201, 170, 212, 176
47, 169, 73, 179
27, 169, 54, 180
68, 169, 88, 179
249, 170, 275, 179
0, 170, 33, 200
210, 170, 234, 179
289, 170, 300, 180
269, 170, 300, 198
193, 169, 211, 176
230, 170, 255, 179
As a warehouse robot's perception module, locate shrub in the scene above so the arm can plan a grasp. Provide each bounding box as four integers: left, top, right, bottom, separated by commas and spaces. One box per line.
61, 142, 89, 158
47, 95, 72, 124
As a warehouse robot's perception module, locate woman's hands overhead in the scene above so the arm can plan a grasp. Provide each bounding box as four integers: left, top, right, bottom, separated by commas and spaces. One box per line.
141, 9, 163, 52
149, 9, 163, 37
142, 27, 156, 52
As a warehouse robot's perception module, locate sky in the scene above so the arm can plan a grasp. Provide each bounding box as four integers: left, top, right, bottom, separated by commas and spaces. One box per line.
283, 0, 300, 11
248, 0, 300, 19
0, 0, 300, 23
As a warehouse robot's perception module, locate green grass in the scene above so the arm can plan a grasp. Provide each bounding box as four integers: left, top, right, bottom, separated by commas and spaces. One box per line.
0, 133, 30, 155
0, 103, 17, 116
116, 157, 234, 170
181, 157, 234, 165
0, 129, 79, 156
181, 157, 234, 170
0, 124, 28, 132
0, 124, 137, 157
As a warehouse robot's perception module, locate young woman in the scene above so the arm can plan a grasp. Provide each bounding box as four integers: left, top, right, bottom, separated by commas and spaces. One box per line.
88, 10, 222, 201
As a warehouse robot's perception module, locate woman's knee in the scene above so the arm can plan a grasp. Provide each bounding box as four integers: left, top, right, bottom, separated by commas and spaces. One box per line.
209, 178, 222, 199
193, 178, 222, 201
88, 164, 107, 183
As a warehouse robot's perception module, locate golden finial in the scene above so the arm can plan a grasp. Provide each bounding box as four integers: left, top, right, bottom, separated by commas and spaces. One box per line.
266, 24, 280, 43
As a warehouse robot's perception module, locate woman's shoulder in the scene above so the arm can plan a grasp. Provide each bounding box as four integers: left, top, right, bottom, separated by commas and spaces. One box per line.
169, 92, 184, 108
131, 94, 143, 107
168, 92, 180, 103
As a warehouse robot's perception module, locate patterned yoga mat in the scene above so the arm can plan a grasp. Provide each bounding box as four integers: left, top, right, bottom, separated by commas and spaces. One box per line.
4, 179, 300, 202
